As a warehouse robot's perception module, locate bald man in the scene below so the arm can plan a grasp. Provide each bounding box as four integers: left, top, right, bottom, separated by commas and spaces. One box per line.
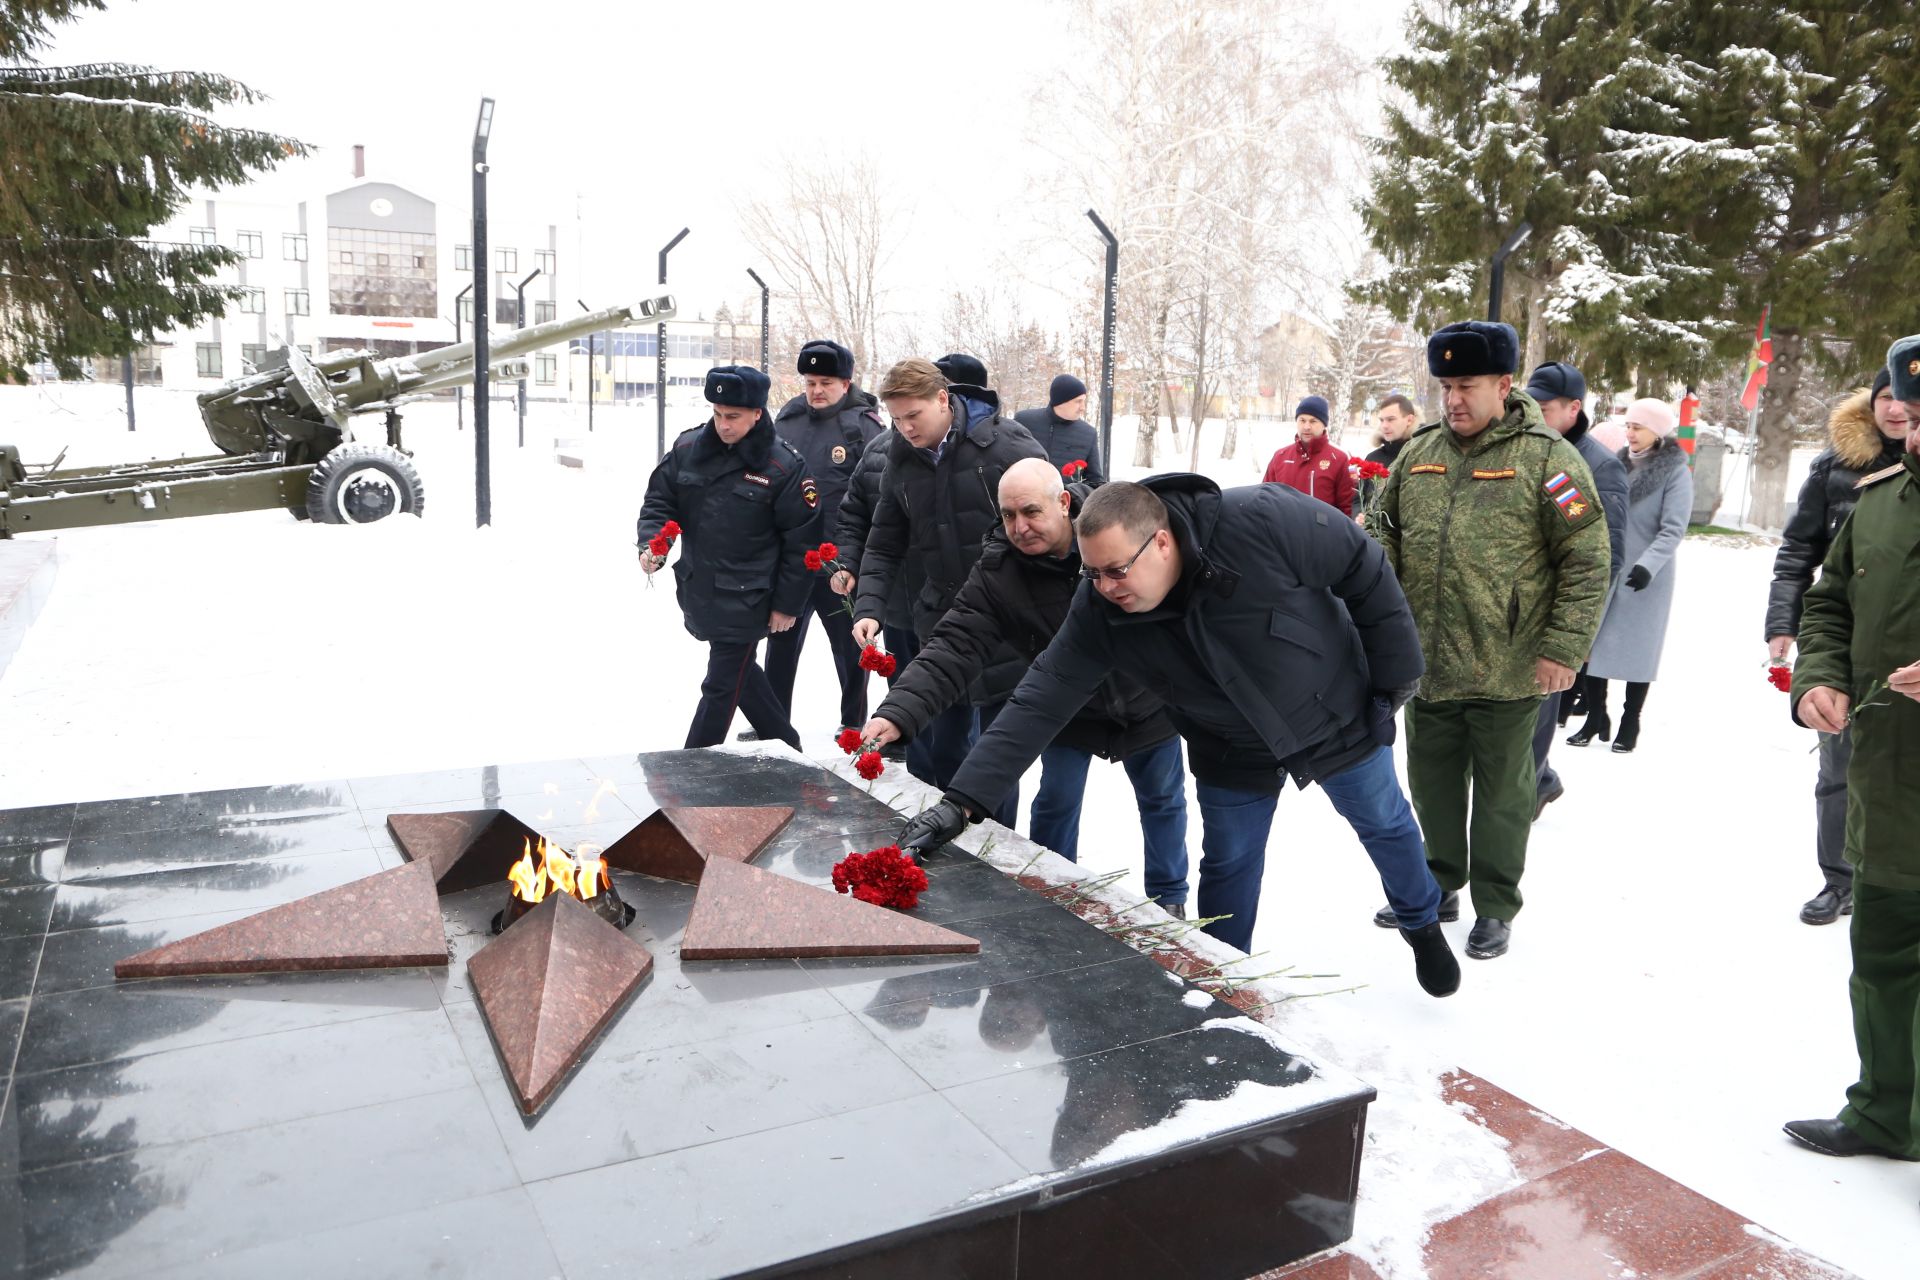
862, 458, 1191, 910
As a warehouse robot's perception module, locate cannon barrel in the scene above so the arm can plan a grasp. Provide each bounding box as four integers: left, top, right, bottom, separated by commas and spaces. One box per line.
398, 295, 675, 391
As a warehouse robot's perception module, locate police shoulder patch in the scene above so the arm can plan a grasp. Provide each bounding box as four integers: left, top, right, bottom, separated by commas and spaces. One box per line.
800, 476, 820, 508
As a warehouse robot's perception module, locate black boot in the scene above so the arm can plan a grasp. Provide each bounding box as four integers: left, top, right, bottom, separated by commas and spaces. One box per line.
1565, 710, 1610, 747
1611, 681, 1647, 753
1782, 1117, 1918, 1160
1466, 916, 1511, 959
1401, 922, 1461, 997
1375, 889, 1458, 929
1558, 673, 1587, 726
1800, 886, 1853, 925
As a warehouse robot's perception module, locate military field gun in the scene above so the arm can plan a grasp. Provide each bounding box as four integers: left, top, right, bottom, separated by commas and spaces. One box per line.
0, 295, 675, 536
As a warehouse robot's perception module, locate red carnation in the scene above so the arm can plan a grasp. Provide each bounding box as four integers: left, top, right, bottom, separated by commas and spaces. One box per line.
876, 653, 897, 677
647, 534, 672, 558
835, 727, 865, 754
661, 520, 682, 538
1767, 664, 1792, 693
858, 644, 897, 675
804, 549, 824, 572
855, 750, 885, 781
818, 541, 839, 562
1062, 460, 1088, 479
831, 845, 929, 910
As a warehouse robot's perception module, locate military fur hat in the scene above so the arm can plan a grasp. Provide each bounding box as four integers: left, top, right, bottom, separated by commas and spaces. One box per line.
1888, 334, 1920, 402
1427, 321, 1520, 378
704, 364, 770, 410
797, 339, 854, 381
933, 352, 988, 388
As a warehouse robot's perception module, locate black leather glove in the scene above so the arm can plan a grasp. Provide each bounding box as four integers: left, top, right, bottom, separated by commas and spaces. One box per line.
1626, 565, 1651, 591
899, 798, 967, 859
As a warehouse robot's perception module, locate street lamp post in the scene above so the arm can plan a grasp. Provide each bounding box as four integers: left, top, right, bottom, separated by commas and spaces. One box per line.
1087, 209, 1119, 478
454, 283, 473, 431
514, 266, 543, 447
471, 96, 495, 528
656, 227, 689, 461
1488, 221, 1533, 324
746, 268, 770, 373
577, 299, 594, 433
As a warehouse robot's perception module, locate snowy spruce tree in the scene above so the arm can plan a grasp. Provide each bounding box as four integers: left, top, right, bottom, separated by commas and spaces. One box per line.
0, 0, 308, 382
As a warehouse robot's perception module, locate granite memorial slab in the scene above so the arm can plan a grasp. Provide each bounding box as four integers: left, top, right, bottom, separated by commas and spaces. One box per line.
112, 861, 447, 979
601, 804, 793, 883
679, 857, 981, 961
468, 890, 654, 1114
4, 746, 1375, 1278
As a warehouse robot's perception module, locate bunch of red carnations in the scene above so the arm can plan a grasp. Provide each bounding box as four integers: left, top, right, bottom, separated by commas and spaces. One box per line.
834, 728, 886, 782
831, 844, 929, 910
858, 645, 898, 678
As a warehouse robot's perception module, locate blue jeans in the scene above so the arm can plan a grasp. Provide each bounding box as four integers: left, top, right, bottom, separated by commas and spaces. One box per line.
1032, 737, 1190, 905
1195, 746, 1440, 953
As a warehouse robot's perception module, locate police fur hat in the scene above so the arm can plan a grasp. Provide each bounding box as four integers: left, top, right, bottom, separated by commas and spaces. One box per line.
933, 352, 988, 388
797, 339, 854, 381
1888, 334, 1920, 402
704, 364, 770, 410
1427, 321, 1520, 378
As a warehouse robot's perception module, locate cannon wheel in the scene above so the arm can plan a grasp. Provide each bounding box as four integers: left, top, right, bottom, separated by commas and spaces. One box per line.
305, 443, 425, 525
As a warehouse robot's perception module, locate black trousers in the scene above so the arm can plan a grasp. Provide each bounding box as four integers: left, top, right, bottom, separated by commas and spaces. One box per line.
687, 639, 799, 750
764, 577, 868, 729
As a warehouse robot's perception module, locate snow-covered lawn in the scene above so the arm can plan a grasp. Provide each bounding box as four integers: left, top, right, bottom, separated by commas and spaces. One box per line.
0, 384, 1904, 1278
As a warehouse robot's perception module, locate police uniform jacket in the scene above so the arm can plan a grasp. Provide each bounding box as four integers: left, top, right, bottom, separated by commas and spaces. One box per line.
638, 414, 821, 645
1366, 391, 1610, 702
875, 489, 1174, 761
947, 473, 1426, 815
1794, 452, 1920, 887
773, 386, 884, 541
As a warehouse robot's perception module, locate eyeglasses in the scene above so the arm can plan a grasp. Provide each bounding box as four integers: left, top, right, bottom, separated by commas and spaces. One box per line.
1079, 532, 1158, 582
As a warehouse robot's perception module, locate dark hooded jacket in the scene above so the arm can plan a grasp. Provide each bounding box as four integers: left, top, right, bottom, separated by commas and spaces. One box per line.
835, 432, 914, 630
947, 473, 1426, 814
853, 387, 1047, 701
772, 385, 884, 540
637, 414, 820, 644
875, 488, 1173, 760
1013, 406, 1106, 484
1766, 389, 1909, 639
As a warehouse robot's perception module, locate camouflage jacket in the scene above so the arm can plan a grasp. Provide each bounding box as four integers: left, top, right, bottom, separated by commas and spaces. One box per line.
1366, 392, 1611, 702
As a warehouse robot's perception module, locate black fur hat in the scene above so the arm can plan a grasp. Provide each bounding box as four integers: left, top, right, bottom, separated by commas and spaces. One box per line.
704, 364, 770, 410
797, 339, 854, 380
1427, 321, 1520, 378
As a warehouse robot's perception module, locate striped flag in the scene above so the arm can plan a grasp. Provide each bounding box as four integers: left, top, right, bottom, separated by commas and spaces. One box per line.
1739, 306, 1772, 412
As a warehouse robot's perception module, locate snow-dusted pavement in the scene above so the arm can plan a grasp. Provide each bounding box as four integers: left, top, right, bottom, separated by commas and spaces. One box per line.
0, 385, 1906, 1278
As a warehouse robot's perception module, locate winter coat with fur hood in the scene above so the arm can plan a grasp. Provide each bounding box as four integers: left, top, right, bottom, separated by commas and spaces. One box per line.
1765, 390, 1910, 640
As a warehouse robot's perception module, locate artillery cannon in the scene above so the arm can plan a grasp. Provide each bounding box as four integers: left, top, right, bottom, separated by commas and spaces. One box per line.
0, 296, 675, 536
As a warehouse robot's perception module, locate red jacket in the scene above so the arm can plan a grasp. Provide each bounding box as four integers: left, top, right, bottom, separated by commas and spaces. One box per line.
1263, 434, 1355, 516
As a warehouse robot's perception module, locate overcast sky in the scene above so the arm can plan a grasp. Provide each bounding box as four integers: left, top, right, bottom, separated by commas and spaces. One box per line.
43, 0, 1411, 339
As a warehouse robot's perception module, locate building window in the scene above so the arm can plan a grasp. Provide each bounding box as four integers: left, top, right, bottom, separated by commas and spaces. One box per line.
495, 296, 518, 325
536, 353, 556, 385
536, 249, 556, 275
189, 226, 216, 246
327, 225, 438, 318
495, 247, 516, 273
238, 287, 266, 314
283, 232, 308, 261
241, 343, 268, 371
237, 230, 263, 258
196, 343, 222, 378
534, 300, 555, 324
286, 289, 310, 316
455, 244, 471, 271
458, 296, 474, 324
339, 250, 353, 265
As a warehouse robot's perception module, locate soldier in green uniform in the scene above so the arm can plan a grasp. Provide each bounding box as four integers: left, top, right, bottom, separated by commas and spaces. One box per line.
1784, 333, 1920, 1166
1366, 321, 1611, 959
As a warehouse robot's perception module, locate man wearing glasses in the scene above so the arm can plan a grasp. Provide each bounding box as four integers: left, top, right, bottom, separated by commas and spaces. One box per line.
896, 475, 1461, 998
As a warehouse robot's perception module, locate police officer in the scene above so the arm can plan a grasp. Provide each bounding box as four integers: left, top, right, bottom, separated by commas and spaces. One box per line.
764, 339, 885, 734
1366, 321, 1610, 960
1014, 374, 1106, 483
1784, 333, 1920, 1165
638, 365, 821, 751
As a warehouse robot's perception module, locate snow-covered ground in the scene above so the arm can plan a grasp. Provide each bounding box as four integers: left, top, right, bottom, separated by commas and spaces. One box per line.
0, 383, 1904, 1278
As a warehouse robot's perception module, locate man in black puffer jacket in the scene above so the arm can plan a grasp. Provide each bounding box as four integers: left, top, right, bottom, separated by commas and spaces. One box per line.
859, 458, 1189, 909
833, 425, 926, 775
851, 359, 1046, 805
764, 339, 885, 734
1013, 374, 1106, 484
1765, 368, 1913, 925
892, 476, 1461, 998
638, 367, 820, 750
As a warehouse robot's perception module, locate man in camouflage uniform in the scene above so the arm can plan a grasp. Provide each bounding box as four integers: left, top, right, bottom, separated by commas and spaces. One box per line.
1784, 334, 1920, 1165
1366, 321, 1611, 959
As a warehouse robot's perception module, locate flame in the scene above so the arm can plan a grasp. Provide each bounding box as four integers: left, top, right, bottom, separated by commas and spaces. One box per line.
507, 836, 607, 905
